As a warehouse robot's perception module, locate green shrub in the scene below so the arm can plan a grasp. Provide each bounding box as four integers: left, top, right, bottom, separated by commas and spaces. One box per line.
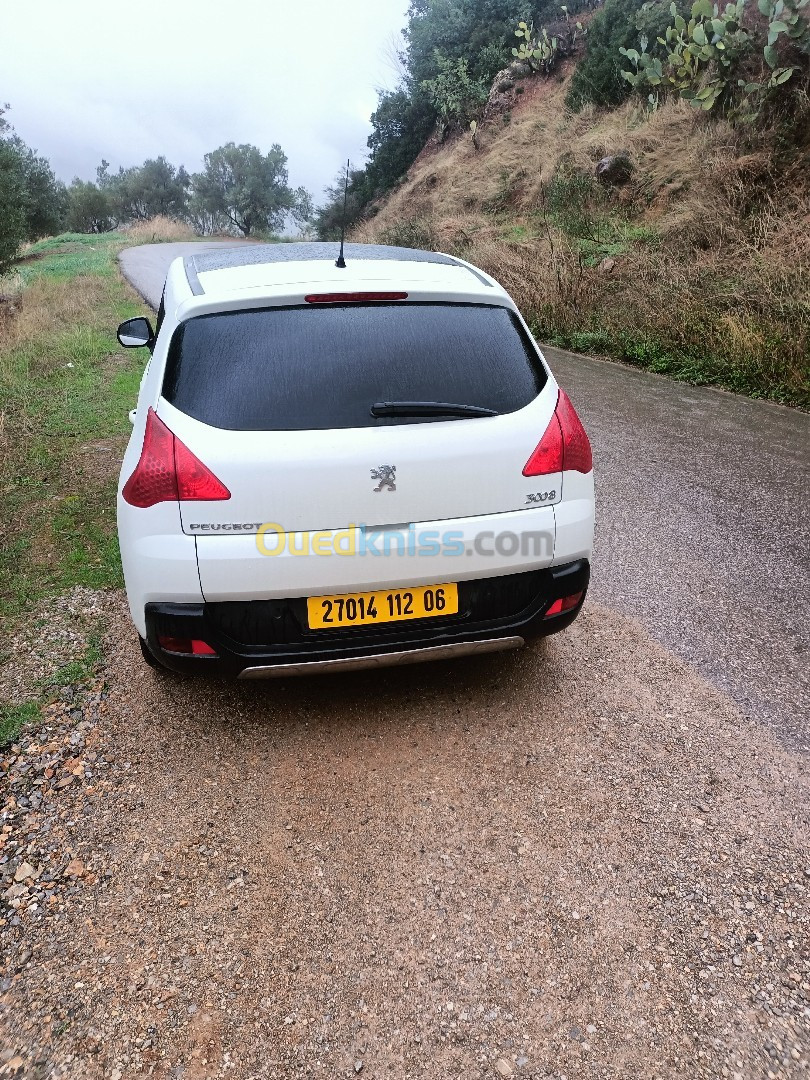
567, 0, 678, 107
421, 52, 488, 137
475, 40, 513, 82
545, 164, 605, 236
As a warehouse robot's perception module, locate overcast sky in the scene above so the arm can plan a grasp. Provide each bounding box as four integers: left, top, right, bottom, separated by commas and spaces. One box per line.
4, 0, 409, 205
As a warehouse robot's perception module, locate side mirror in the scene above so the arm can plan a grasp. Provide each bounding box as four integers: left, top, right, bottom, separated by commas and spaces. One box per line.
117, 317, 154, 349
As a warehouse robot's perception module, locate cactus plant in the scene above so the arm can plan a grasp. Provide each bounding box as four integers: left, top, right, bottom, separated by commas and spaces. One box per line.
621, 0, 809, 113
621, 0, 753, 109
512, 21, 561, 75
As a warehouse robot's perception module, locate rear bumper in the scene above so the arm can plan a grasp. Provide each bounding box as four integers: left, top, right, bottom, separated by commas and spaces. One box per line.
142, 559, 589, 677
237, 637, 526, 678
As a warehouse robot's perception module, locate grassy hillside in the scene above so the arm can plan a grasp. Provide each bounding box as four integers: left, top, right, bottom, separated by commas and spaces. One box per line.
354, 73, 810, 408
0, 221, 200, 629
0, 219, 201, 742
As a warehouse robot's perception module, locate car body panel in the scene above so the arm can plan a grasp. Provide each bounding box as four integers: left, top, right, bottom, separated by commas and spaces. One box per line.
116, 498, 203, 638
154, 392, 563, 539
190, 505, 557, 603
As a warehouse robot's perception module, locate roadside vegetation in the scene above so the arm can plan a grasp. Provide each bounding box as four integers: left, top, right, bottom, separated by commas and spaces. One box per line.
0, 105, 311, 274
354, 85, 809, 406
0, 224, 190, 744
317, 0, 809, 407
1, 231, 143, 622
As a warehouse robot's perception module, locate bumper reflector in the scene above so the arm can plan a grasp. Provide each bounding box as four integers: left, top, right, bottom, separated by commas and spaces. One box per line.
158, 635, 218, 656
545, 591, 584, 618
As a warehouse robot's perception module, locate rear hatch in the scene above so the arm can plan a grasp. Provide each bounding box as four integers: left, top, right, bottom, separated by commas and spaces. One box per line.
157, 299, 559, 535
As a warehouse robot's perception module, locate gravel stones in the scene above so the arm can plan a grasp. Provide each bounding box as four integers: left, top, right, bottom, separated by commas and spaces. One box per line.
0, 597, 807, 1077
0, 588, 107, 707
1, 682, 109, 926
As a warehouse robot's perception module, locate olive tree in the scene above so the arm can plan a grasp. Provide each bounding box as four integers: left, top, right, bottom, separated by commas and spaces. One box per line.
190, 142, 311, 236
0, 139, 25, 272
0, 103, 68, 269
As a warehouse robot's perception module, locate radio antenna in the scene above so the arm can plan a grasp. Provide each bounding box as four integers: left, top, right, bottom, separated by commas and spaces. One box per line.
335, 158, 350, 269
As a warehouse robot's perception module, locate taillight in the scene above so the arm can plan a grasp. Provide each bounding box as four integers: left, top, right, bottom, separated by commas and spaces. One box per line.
545, 592, 584, 618
556, 389, 592, 473
122, 408, 230, 508
158, 635, 218, 656
121, 406, 177, 507
522, 409, 563, 476
523, 389, 592, 476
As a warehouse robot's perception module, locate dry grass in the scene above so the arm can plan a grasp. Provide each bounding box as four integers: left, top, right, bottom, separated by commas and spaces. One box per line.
355, 78, 810, 404
0, 274, 111, 356
0, 233, 147, 626
0, 292, 21, 346
123, 216, 197, 243
0, 274, 114, 466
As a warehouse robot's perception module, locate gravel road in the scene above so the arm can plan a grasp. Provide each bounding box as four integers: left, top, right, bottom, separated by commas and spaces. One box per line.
0, 244, 807, 1078
2, 599, 808, 1079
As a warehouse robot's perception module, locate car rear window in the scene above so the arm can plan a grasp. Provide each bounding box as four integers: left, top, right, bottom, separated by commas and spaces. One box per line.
162, 302, 547, 431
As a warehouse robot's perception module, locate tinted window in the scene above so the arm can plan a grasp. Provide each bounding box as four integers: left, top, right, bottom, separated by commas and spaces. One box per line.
162, 303, 547, 431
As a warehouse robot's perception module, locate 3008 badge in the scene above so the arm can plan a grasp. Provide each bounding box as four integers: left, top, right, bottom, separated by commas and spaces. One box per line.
525, 490, 556, 504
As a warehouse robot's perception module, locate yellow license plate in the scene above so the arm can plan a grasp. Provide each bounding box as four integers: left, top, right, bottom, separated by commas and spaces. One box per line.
307, 583, 459, 630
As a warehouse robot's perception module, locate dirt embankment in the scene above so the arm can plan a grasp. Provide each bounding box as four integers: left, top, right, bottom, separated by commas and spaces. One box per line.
354, 72, 810, 407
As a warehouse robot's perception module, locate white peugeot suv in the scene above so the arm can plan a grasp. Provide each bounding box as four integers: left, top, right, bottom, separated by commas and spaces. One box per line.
116, 243, 594, 677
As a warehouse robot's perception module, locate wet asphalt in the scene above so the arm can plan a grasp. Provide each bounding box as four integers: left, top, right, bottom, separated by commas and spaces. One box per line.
119, 242, 250, 308
548, 346, 809, 748
119, 244, 810, 748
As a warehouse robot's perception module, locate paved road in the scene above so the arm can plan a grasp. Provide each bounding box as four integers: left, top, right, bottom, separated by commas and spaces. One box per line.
546, 346, 810, 748
119, 244, 810, 747
119, 241, 252, 309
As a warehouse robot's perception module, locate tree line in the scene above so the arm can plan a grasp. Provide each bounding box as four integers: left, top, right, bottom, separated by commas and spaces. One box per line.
73, 145, 312, 237
0, 103, 313, 273
314, 0, 558, 239
313, 0, 809, 239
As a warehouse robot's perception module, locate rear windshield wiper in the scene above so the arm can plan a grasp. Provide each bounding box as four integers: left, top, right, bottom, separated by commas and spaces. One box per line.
370, 401, 498, 419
